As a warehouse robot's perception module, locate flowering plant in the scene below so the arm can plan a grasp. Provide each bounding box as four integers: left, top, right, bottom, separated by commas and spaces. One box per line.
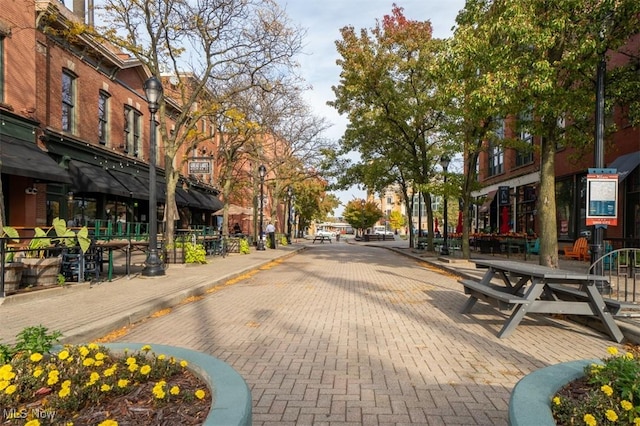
552, 345, 640, 425
0, 342, 208, 425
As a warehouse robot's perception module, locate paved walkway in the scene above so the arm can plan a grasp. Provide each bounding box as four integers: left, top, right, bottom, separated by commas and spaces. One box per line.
1, 238, 638, 425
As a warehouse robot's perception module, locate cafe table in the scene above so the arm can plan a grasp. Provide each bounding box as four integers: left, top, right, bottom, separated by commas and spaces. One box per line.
460, 259, 623, 342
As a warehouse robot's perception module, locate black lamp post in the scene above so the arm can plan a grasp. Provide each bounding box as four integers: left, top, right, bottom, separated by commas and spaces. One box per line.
440, 155, 451, 256
360, 199, 365, 238
286, 186, 293, 244
142, 76, 165, 276
257, 164, 266, 250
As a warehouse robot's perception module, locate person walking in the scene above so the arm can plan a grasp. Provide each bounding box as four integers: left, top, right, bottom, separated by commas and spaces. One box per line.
266, 222, 276, 249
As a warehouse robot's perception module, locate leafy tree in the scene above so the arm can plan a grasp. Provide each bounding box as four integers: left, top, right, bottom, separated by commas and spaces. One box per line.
388, 210, 405, 233
342, 200, 382, 235
291, 180, 339, 236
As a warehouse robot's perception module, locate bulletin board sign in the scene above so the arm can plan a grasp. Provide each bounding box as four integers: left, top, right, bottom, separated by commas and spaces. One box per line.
586, 168, 618, 226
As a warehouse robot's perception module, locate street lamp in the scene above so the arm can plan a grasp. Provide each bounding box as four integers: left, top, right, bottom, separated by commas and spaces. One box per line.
286, 186, 293, 244
142, 76, 165, 276
440, 155, 451, 256
257, 164, 266, 250
360, 199, 365, 239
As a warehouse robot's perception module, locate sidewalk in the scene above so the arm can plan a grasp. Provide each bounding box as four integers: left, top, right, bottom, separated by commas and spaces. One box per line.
0, 244, 305, 345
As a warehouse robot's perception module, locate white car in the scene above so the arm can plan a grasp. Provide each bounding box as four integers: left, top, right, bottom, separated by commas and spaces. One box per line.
316, 230, 335, 238
373, 226, 394, 236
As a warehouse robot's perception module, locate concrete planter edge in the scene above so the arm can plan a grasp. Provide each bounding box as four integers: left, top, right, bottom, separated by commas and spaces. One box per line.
104, 343, 251, 426
508, 359, 600, 426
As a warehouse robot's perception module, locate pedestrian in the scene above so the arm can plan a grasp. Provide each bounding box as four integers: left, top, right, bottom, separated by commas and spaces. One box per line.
266, 222, 276, 249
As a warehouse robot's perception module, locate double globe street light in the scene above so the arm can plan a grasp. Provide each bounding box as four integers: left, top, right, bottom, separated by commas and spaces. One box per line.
257, 164, 267, 251
142, 76, 165, 276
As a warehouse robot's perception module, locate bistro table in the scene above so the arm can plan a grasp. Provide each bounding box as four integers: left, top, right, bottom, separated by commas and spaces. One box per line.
460, 259, 623, 342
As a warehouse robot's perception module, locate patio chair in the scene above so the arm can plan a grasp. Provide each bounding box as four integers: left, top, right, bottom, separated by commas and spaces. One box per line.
562, 237, 588, 261
526, 238, 540, 255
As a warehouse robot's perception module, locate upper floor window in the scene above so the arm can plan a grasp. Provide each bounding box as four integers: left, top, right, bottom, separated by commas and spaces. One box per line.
123, 106, 142, 158
98, 91, 110, 145
489, 119, 505, 176
516, 113, 534, 166
61, 70, 77, 132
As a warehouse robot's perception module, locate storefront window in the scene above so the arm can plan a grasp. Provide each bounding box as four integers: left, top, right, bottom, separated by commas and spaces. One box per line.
556, 178, 574, 241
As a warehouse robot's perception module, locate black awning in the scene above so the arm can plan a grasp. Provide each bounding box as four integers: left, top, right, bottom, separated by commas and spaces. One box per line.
0, 135, 71, 183
608, 151, 640, 182
108, 169, 150, 199
478, 190, 497, 214
68, 160, 131, 197
175, 186, 200, 207
186, 189, 223, 211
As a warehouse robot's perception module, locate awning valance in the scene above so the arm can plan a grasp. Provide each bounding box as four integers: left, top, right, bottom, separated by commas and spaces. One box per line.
108, 169, 150, 199
1, 136, 71, 183
478, 190, 497, 214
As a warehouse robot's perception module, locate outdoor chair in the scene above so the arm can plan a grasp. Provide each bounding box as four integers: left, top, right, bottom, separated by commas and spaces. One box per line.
526, 238, 540, 255
562, 237, 588, 261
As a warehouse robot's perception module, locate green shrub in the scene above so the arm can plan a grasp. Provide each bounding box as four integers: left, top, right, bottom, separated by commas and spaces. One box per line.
184, 243, 206, 264
0, 325, 62, 363
239, 238, 250, 254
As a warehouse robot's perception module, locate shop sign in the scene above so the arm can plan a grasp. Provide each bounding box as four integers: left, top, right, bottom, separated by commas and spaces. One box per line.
586, 168, 618, 226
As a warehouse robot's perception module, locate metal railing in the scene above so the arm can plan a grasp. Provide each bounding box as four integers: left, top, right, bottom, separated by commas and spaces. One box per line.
588, 248, 640, 310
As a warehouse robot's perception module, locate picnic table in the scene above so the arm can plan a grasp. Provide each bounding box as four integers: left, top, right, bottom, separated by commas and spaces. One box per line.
460, 259, 623, 342
313, 235, 332, 244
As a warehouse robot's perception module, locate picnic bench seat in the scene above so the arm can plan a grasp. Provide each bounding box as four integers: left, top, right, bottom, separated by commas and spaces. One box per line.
460, 279, 528, 312
546, 283, 636, 317
313, 235, 332, 244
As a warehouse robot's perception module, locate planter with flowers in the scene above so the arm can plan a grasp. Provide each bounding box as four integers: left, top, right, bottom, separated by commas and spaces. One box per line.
509, 346, 640, 426
0, 327, 251, 425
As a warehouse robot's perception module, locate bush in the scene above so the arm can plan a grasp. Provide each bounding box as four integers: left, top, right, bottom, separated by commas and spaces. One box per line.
239, 238, 250, 254
552, 345, 640, 425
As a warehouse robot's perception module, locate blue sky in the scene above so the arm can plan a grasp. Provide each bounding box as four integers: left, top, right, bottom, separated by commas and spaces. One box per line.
279, 1, 466, 215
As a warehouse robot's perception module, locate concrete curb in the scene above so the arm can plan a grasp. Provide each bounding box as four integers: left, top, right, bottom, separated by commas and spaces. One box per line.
60, 248, 305, 345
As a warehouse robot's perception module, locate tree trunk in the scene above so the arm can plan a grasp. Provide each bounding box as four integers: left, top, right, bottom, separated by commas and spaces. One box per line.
538, 133, 559, 268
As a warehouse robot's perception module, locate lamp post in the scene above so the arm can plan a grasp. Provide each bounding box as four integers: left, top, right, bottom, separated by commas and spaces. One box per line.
440, 155, 451, 256
286, 186, 293, 244
360, 199, 365, 239
142, 76, 165, 276
257, 164, 266, 250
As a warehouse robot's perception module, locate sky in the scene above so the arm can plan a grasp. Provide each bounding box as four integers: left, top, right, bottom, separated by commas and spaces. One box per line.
279, 0, 467, 216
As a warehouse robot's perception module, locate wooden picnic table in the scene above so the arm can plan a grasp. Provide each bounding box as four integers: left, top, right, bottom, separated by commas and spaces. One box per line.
313, 235, 332, 244
460, 259, 623, 342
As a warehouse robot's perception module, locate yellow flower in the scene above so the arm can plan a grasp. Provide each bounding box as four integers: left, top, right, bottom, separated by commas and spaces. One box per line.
25, 420, 41, 426
607, 346, 619, 356
59, 386, 71, 398
86, 371, 100, 386
79, 346, 90, 357
195, 389, 206, 400
606, 409, 618, 422
88, 343, 99, 350
103, 366, 116, 377
95, 360, 104, 367
601, 384, 614, 397
101, 384, 112, 392
5, 384, 17, 395
180, 360, 188, 368
157, 354, 166, 360
33, 367, 44, 378
634, 418, 640, 426
625, 352, 634, 360
552, 396, 561, 405
140, 365, 151, 375
83, 358, 96, 367
98, 421, 118, 426
61, 379, 71, 388
0, 365, 15, 380
30, 352, 43, 362
47, 370, 59, 385
170, 386, 180, 395
128, 363, 138, 373
58, 350, 70, 360
621, 400, 634, 411
117, 379, 129, 388
141, 345, 152, 352
95, 352, 106, 361
0, 380, 8, 391
584, 414, 596, 426
125, 357, 137, 366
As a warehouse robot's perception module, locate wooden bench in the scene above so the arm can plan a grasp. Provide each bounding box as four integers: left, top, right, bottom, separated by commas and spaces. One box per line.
460, 279, 528, 312
546, 284, 633, 316
313, 235, 332, 244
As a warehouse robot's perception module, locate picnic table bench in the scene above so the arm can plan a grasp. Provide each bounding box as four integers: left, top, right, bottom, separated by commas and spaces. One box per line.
460, 259, 623, 342
313, 235, 332, 244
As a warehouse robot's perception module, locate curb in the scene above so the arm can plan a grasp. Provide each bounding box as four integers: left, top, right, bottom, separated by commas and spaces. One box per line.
60, 248, 305, 344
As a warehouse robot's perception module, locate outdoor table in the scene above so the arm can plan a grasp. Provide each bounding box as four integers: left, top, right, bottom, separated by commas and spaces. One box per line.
460, 259, 623, 342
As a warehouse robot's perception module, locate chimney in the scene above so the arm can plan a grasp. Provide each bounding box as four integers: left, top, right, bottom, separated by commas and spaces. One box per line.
73, 0, 85, 23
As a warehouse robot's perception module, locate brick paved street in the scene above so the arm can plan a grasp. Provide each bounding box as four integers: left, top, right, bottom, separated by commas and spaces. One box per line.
114, 242, 619, 425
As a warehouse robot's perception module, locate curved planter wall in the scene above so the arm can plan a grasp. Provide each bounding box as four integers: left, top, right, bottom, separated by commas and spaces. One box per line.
508, 359, 600, 426
105, 343, 252, 426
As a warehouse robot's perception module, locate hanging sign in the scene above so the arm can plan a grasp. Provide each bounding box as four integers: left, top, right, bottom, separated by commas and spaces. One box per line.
188, 159, 211, 174
586, 168, 618, 226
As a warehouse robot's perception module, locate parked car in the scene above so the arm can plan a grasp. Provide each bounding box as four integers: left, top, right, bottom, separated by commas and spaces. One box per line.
316, 229, 335, 238
373, 226, 394, 236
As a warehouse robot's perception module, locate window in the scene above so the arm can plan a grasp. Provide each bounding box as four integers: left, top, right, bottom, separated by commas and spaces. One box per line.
516, 113, 533, 166
61, 70, 76, 132
489, 119, 505, 176
98, 91, 110, 145
124, 106, 142, 157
